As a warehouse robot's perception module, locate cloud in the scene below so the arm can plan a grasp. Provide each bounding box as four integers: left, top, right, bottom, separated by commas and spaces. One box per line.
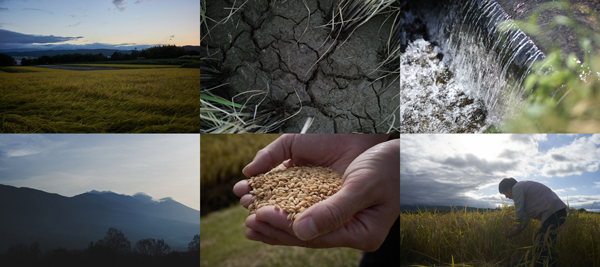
0, 7, 8, 12
4, 148, 40, 158
133, 192, 157, 203
438, 153, 518, 174
66, 22, 81, 28
551, 154, 569, 161
22, 8, 54, 14
112, 0, 127, 12
539, 135, 600, 177
169, 35, 174, 40
0, 29, 83, 46
400, 134, 600, 209
134, 0, 151, 3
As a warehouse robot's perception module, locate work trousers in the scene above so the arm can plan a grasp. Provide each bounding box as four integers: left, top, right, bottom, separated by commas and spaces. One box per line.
534, 208, 567, 267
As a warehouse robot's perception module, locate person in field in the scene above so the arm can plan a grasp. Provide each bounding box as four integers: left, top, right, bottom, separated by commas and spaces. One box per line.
499, 178, 567, 267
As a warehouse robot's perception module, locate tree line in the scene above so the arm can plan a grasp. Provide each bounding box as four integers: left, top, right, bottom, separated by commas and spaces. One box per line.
0, 45, 200, 66
0, 228, 200, 267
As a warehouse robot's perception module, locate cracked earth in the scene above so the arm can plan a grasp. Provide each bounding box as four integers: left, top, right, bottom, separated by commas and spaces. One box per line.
202, 0, 400, 133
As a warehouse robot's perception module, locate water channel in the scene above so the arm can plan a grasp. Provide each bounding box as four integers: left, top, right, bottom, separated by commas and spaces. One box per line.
400, 0, 545, 133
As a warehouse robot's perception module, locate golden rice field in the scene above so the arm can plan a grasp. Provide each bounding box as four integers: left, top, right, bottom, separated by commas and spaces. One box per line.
0, 66, 199, 133
401, 207, 600, 267
66, 64, 181, 69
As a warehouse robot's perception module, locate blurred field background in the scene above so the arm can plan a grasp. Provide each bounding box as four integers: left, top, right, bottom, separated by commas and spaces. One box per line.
200, 134, 281, 215
401, 206, 600, 266
201, 205, 363, 267
200, 134, 364, 266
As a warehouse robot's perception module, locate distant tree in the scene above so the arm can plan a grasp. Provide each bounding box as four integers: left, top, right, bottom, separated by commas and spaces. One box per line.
38, 55, 52, 65
96, 228, 131, 255
578, 208, 587, 213
20, 58, 31, 66
3, 242, 41, 266
134, 238, 171, 256
0, 53, 15, 66
134, 238, 153, 256
152, 239, 171, 256
188, 234, 199, 253
111, 52, 122, 61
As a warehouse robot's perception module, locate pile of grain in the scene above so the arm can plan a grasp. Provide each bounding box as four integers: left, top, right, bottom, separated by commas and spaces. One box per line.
247, 166, 342, 220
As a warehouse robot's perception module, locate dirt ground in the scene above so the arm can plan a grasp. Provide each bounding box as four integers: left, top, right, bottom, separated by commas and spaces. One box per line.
202, 0, 400, 133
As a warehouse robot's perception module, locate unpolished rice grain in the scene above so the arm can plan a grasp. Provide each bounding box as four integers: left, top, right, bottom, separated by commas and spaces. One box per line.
247, 166, 342, 220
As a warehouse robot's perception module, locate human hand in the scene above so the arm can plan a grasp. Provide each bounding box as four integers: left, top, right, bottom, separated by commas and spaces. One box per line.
507, 227, 522, 238
234, 136, 399, 252
233, 134, 389, 212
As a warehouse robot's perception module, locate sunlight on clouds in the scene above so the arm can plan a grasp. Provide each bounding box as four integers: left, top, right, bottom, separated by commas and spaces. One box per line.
539, 135, 600, 177
401, 134, 599, 209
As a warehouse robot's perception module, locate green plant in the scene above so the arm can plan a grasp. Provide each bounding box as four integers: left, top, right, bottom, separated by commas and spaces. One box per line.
503, 0, 600, 132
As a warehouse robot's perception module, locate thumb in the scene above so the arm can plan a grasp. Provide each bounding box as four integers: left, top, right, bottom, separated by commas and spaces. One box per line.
292, 187, 364, 241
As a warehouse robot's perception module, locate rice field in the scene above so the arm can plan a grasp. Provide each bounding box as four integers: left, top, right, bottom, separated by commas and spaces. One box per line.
65, 64, 181, 69
0, 66, 199, 133
401, 207, 600, 266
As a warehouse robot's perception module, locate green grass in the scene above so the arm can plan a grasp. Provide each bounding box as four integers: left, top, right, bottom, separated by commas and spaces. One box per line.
201, 205, 363, 267
401, 207, 600, 266
0, 67, 199, 133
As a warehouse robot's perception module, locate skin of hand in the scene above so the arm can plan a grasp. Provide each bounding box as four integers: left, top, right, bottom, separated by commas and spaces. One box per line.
507, 227, 522, 238
233, 134, 399, 252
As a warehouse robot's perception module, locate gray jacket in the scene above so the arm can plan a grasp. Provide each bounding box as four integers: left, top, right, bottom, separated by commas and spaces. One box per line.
513, 181, 567, 230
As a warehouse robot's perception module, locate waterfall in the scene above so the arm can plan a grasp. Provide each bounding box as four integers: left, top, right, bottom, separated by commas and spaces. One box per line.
400, 0, 545, 133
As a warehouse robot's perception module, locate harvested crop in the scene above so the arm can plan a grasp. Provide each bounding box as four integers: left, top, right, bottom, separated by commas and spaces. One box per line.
247, 166, 342, 220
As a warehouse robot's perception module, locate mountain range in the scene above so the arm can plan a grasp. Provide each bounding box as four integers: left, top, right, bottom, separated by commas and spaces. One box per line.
0, 46, 201, 58
0, 184, 199, 252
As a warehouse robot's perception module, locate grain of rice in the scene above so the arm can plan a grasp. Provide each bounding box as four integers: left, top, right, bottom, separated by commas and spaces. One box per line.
246, 166, 342, 221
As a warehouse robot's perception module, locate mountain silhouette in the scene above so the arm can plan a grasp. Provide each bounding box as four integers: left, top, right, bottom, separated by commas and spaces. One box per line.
0, 184, 199, 252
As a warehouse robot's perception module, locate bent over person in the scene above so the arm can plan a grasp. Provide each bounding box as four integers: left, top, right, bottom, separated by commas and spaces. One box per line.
498, 178, 567, 267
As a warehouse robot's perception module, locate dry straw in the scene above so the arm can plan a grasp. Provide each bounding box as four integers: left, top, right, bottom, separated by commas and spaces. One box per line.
247, 166, 342, 221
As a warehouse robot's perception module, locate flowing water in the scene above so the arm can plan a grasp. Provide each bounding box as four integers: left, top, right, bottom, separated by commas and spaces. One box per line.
400, 0, 545, 133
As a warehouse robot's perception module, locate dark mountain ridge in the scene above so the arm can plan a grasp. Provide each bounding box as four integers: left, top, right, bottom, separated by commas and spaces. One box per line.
0, 184, 199, 252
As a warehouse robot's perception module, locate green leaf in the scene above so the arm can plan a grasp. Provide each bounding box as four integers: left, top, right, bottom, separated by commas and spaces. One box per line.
200, 94, 246, 109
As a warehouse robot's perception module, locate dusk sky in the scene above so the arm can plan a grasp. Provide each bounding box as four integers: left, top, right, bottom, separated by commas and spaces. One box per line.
401, 134, 600, 212
0, 134, 200, 211
0, 0, 199, 51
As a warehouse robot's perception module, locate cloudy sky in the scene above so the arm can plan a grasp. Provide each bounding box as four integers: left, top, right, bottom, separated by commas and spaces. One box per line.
0, 134, 200, 210
0, 0, 199, 51
401, 134, 600, 212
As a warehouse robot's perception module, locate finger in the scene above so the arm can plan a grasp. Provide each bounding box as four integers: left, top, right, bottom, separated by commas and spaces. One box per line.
245, 228, 287, 246
240, 194, 252, 208
245, 212, 303, 245
243, 135, 295, 177
254, 206, 295, 236
233, 180, 252, 197
292, 186, 366, 241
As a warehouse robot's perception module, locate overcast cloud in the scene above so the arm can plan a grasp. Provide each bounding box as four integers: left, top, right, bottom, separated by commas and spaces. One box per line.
0, 29, 82, 45
401, 134, 600, 211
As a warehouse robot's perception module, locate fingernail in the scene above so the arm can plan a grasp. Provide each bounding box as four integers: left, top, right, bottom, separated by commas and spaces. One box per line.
295, 217, 318, 241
